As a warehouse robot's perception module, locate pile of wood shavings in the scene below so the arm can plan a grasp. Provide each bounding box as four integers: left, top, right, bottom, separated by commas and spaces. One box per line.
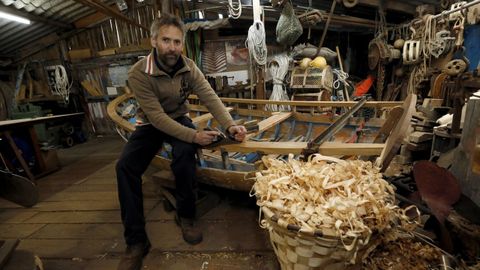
362, 236, 443, 270
252, 154, 413, 248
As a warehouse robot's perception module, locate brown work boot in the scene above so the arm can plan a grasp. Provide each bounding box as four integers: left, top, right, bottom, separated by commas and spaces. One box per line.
117, 240, 151, 270
175, 214, 203, 245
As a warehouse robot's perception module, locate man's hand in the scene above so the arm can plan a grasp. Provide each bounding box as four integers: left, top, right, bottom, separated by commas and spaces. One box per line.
193, 130, 220, 146
227, 125, 247, 142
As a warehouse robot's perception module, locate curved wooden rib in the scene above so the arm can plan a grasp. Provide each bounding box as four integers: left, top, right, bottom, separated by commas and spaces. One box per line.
106, 93, 135, 133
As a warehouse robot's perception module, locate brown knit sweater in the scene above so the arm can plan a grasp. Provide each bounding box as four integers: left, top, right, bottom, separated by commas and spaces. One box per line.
128, 50, 235, 143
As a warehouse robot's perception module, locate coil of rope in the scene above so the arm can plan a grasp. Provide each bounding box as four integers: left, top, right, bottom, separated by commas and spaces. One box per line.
246, 20, 267, 66
267, 54, 290, 111
228, 0, 242, 19
53, 65, 72, 104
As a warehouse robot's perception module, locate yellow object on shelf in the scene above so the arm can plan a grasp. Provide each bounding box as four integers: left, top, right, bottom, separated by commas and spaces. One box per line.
309, 56, 327, 69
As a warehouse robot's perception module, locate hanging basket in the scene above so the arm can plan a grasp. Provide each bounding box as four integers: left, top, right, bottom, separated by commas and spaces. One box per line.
261, 206, 373, 270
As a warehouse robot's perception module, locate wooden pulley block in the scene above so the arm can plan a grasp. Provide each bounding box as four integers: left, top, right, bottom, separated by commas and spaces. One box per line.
441, 0, 451, 9
467, 3, 480, 24
343, 0, 358, 8
402, 40, 421, 64
443, 59, 467, 76
449, 1, 467, 21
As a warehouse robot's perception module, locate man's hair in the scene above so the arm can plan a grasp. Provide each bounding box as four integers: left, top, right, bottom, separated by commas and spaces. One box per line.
150, 13, 185, 38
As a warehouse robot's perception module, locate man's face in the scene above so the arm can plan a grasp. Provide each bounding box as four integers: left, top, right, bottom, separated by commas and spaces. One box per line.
151, 25, 184, 68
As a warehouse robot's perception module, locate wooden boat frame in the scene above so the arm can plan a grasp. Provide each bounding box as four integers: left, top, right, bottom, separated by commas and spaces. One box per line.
108, 93, 406, 191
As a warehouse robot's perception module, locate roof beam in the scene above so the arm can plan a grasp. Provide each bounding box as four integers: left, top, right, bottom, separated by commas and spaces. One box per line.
0, 3, 73, 29
74, 4, 114, 28
357, 0, 417, 15
73, 0, 149, 31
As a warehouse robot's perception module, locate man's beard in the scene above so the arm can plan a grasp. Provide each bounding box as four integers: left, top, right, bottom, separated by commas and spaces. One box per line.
159, 53, 179, 68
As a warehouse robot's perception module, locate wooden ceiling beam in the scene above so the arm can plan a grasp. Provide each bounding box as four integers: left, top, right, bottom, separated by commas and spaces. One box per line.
73, 0, 149, 31
0, 3, 73, 29
357, 0, 417, 15
74, 4, 114, 28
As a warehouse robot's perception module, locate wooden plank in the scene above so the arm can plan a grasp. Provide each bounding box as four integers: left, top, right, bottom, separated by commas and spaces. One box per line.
191, 107, 233, 125
376, 94, 417, 171
294, 112, 384, 127
16, 239, 123, 259
0, 113, 84, 131
220, 141, 385, 156
0, 239, 19, 269
373, 106, 404, 143
0, 224, 45, 238
0, 211, 38, 224
245, 112, 292, 140
30, 224, 122, 239
97, 48, 117, 56
24, 211, 121, 224
41, 191, 118, 202
190, 95, 403, 109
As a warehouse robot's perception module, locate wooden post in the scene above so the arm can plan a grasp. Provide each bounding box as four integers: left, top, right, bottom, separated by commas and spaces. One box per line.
256, 66, 266, 100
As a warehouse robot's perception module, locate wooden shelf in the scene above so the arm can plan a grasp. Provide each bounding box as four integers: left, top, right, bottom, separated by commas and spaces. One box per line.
86, 95, 118, 102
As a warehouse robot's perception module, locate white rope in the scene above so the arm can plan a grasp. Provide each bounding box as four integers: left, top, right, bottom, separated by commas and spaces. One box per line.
227, 0, 242, 19
422, 14, 436, 60
246, 20, 267, 66
52, 65, 72, 104
333, 68, 349, 89
267, 54, 290, 112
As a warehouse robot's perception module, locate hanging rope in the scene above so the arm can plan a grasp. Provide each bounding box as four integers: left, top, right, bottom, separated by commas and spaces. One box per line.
246, 20, 267, 66
52, 65, 72, 104
228, 0, 242, 19
422, 14, 436, 60
267, 54, 290, 112
333, 69, 349, 90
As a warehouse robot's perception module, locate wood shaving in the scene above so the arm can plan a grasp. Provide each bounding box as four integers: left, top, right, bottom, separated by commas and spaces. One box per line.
252, 154, 414, 248
362, 235, 443, 270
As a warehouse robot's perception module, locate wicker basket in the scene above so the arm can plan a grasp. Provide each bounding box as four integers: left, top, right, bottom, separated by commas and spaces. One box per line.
261, 206, 370, 270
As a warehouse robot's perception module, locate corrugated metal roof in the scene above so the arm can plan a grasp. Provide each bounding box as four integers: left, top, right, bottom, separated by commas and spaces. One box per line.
0, 0, 116, 59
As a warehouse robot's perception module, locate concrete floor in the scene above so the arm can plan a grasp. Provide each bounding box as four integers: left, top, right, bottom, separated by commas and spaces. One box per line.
0, 136, 278, 270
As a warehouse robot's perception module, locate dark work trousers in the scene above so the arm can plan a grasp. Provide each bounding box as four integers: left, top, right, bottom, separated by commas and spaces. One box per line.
116, 116, 198, 246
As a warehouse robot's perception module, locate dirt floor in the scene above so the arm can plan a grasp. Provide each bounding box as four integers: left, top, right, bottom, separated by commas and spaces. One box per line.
0, 135, 278, 270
